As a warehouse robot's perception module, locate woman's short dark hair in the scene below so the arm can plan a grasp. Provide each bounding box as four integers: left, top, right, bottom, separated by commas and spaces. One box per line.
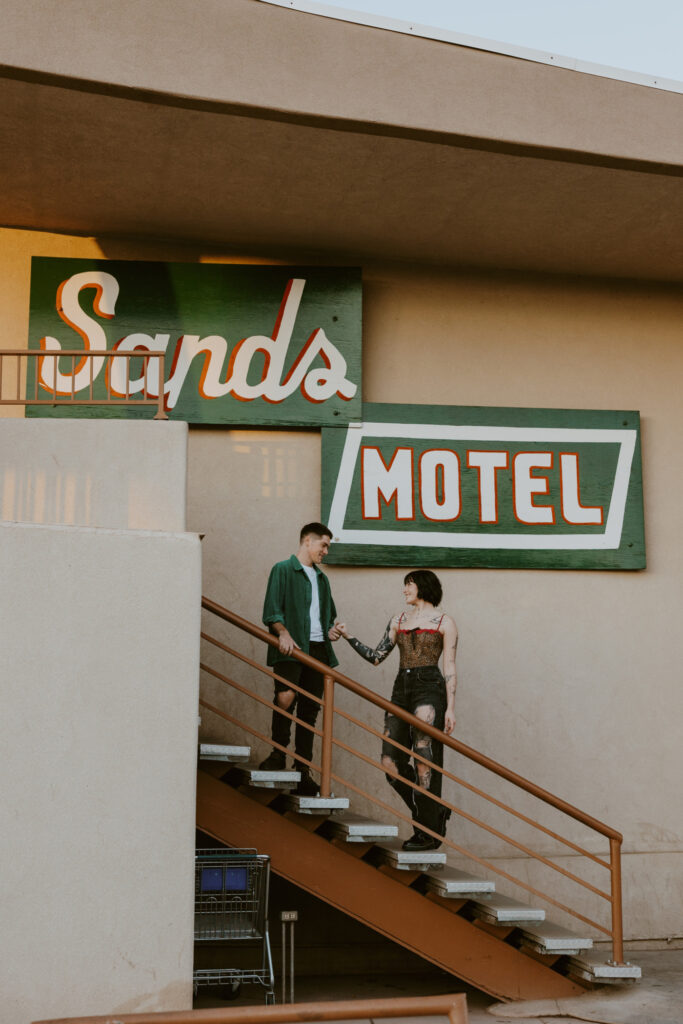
404, 569, 442, 606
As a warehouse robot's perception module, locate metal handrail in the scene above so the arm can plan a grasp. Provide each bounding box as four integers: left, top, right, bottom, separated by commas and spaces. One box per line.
0, 349, 167, 419
32, 992, 468, 1024
200, 596, 625, 963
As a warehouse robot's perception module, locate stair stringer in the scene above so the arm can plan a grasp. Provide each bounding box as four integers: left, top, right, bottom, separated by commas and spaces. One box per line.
196, 771, 585, 1003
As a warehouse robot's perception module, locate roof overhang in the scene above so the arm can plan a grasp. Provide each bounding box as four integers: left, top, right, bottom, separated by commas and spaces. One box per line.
0, 0, 681, 281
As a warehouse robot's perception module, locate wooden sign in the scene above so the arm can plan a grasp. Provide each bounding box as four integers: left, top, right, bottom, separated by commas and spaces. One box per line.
26, 258, 362, 425
321, 403, 645, 569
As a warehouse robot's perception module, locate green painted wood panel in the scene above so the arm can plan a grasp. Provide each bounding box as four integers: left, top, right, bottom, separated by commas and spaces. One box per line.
26, 257, 362, 426
321, 403, 645, 570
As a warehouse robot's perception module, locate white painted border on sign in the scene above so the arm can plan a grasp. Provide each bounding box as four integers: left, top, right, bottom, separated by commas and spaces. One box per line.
327, 424, 637, 550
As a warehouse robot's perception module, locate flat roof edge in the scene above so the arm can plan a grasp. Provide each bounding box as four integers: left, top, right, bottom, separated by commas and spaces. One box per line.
257, 0, 683, 95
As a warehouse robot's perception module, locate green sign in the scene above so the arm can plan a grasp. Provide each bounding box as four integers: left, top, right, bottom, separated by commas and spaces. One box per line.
27, 258, 362, 425
321, 403, 645, 570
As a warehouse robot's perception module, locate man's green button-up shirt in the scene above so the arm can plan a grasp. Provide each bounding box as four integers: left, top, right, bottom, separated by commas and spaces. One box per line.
262, 554, 339, 667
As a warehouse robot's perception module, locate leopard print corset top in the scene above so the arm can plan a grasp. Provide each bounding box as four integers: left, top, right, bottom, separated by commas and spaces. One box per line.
396, 614, 444, 669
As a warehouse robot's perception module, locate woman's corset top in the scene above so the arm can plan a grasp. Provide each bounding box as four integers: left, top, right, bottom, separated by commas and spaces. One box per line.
396, 627, 444, 669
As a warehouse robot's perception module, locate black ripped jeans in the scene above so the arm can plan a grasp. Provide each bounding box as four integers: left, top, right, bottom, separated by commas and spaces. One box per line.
271, 641, 330, 768
381, 666, 451, 836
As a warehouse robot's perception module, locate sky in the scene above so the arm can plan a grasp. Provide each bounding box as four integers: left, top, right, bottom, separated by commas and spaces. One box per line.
312, 0, 683, 81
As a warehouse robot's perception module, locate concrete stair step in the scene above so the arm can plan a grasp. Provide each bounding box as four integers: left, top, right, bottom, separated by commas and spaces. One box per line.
566, 952, 641, 984
235, 763, 300, 789
517, 920, 593, 955
284, 794, 350, 815
469, 892, 545, 924
376, 839, 446, 871
327, 812, 399, 842
199, 743, 251, 763
424, 866, 496, 897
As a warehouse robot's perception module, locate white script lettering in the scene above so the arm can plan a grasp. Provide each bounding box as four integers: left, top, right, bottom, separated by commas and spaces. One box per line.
39, 273, 357, 410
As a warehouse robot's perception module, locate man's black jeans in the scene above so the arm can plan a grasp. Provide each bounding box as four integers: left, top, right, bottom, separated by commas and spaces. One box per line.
271, 640, 329, 767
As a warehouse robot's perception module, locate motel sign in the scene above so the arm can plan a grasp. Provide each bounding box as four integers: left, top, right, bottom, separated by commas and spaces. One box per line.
322, 404, 645, 570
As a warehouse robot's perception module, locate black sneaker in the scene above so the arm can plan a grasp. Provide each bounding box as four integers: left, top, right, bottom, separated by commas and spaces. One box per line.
402, 830, 442, 852
258, 750, 286, 771
295, 770, 320, 797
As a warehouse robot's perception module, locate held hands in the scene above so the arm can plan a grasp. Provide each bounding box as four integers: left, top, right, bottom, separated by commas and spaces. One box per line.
329, 621, 349, 641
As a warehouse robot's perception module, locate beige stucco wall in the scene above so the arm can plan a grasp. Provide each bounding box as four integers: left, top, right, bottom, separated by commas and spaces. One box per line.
2, 226, 682, 954
0, 419, 188, 530
0, 520, 202, 1024
190, 268, 683, 945
0, 373, 201, 1021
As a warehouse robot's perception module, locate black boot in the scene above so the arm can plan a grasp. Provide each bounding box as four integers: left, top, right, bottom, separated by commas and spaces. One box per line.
293, 761, 320, 796
402, 829, 442, 852
258, 750, 286, 771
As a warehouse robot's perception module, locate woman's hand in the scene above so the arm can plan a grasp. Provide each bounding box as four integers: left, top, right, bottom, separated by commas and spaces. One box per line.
444, 708, 456, 735
329, 621, 349, 640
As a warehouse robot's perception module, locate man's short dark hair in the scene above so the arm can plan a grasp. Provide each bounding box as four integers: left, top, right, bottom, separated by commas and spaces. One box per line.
300, 522, 332, 542
404, 569, 443, 607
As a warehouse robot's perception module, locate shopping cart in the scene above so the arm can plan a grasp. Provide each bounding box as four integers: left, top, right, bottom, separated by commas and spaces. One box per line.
193, 848, 275, 1003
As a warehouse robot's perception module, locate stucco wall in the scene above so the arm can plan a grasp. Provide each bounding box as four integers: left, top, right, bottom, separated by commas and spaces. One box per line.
189, 267, 683, 945
2, 225, 682, 951
0, 323, 201, 1022
0, 419, 188, 530
0, 521, 201, 1024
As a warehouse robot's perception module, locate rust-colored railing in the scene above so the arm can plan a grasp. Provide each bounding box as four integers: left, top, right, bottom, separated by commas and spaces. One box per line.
200, 597, 625, 966
33, 992, 468, 1024
0, 349, 167, 419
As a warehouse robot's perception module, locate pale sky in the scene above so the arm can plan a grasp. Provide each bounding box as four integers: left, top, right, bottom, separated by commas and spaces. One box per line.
311, 0, 683, 81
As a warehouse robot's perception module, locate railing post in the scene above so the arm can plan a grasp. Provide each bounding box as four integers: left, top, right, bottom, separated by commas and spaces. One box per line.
155, 352, 168, 419
609, 836, 625, 964
320, 673, 335, 798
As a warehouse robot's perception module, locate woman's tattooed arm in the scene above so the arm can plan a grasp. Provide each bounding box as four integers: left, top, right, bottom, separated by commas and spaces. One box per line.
346, 618, 397, 666
441, 617, 458, 734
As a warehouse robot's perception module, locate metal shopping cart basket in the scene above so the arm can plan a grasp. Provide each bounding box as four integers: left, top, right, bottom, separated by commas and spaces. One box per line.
193, 848, 275, 1003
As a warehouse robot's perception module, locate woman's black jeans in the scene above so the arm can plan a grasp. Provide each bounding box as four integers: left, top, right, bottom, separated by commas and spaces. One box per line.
381, 666, 451, 836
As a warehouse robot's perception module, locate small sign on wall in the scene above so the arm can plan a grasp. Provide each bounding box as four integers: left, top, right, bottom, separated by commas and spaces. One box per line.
321, 403, 645, 569
26, 258, 362, 426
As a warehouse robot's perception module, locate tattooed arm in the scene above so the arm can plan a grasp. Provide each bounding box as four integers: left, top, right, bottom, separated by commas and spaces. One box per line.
441, 615, 458, 734
335, 616, 398, 666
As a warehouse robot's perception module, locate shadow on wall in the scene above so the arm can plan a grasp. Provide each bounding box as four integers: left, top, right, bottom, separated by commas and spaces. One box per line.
0, 460, 171, 530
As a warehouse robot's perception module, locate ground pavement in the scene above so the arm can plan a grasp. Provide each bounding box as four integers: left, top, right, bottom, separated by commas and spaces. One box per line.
195, 949, 683, 1024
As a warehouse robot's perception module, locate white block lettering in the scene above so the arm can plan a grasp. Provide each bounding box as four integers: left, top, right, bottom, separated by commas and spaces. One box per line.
560, 453, 603, 524
467, 450, 509, 523
513, 452, 555, 524
362, 446, 414, 520
419, 449, 461, 520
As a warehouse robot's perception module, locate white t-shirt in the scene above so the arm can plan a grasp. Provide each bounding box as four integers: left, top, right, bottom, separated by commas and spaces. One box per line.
301, 563, 324, 641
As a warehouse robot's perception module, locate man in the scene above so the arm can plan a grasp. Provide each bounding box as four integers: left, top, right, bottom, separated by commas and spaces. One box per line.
259, 522, 339, 796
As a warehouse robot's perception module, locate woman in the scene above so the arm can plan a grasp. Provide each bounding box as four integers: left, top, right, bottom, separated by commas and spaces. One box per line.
334, 570, 457, 852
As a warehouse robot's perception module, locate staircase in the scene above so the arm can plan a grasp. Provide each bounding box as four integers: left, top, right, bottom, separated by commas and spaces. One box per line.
196, 600, 642, 1003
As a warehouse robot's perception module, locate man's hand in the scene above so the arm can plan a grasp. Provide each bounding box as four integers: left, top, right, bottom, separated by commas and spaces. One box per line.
276, 629, 298, 656
329, 621, 347, 641
444, 709, 456, 735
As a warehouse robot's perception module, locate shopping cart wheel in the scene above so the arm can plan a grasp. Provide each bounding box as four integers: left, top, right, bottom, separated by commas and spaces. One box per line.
217, 981, 241, 1001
